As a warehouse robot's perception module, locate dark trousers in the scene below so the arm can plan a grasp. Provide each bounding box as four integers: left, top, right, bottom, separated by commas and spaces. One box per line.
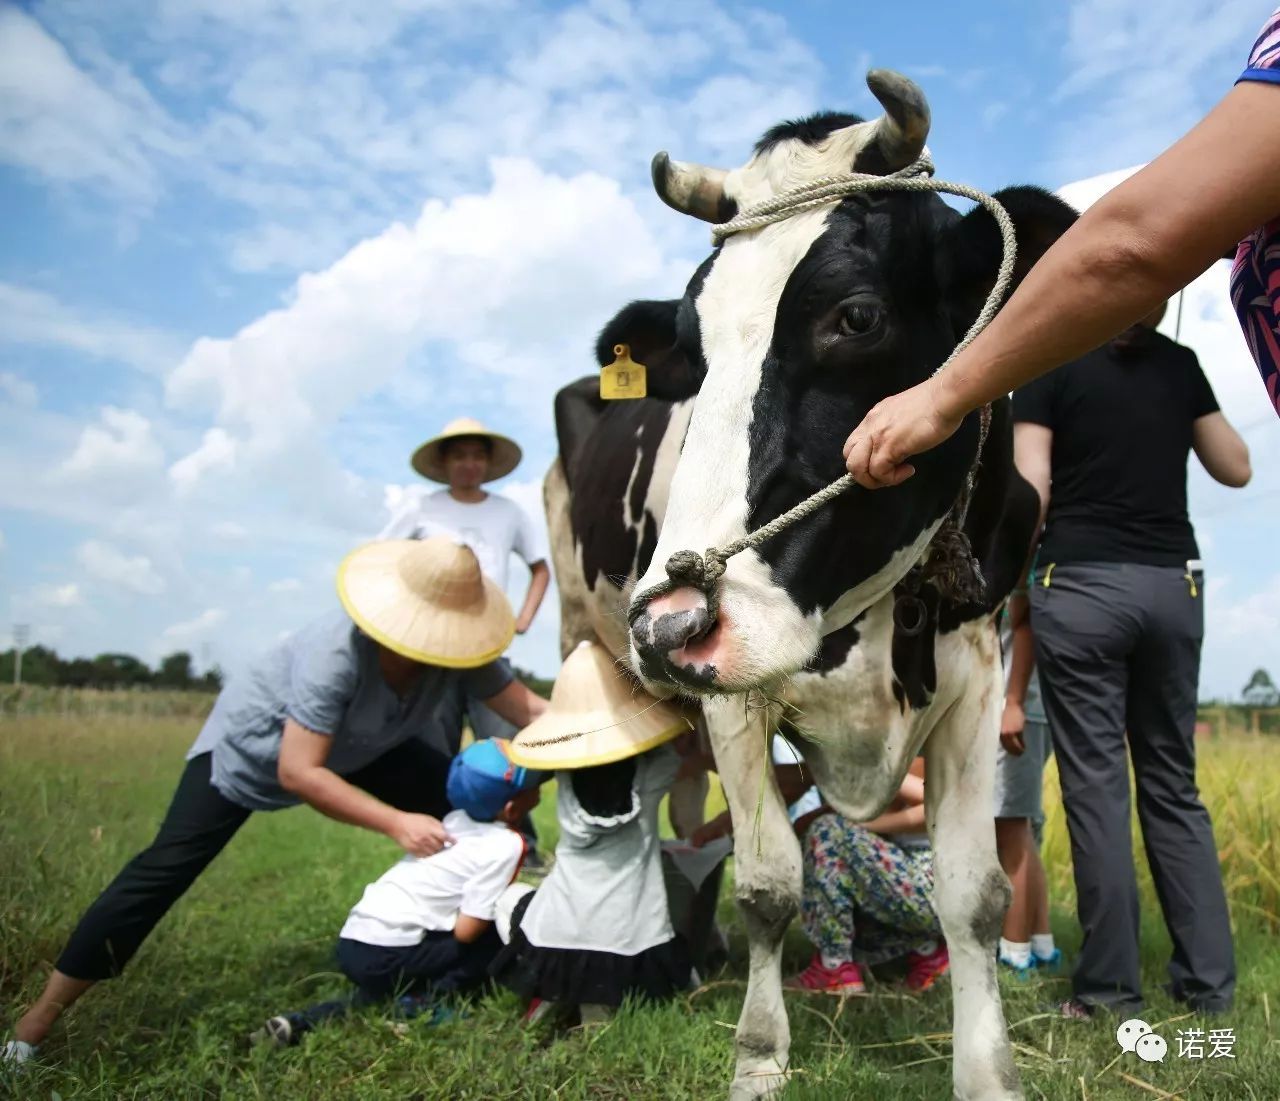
337, 931, 500, 998
1031, 562, 1235, 1012
281, 932, 501, 1038
56, 740, 453, 981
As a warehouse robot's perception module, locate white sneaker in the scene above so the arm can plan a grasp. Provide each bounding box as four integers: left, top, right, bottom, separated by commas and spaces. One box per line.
495, 883, 535, 945
248, 1016, 294, 1047
2, 1040, 37, 1067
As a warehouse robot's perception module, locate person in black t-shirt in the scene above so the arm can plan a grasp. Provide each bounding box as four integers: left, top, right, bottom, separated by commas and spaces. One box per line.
1012, 303, 1250, 1019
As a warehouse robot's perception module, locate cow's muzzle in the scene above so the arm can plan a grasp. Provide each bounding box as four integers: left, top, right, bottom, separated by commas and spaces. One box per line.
629, 586, 722, 689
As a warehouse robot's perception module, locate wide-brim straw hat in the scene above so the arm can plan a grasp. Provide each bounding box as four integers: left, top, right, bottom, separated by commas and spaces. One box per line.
509, 641, 691, 770
411, 417, 522, 484
337, 537, 515, 667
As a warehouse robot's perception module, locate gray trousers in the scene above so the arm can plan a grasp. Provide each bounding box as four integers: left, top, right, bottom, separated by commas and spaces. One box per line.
1031, 562, 1234, 1013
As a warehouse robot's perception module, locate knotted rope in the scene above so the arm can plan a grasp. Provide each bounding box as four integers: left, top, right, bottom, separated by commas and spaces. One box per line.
631, 152, 1016, 624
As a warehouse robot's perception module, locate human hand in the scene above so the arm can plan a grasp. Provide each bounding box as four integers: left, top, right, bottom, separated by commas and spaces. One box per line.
391, 813, 454, 856
690, 813, 731, 849
842, 376, 963, 489
1000, 699, 1026, 756
514, 614, 533, 635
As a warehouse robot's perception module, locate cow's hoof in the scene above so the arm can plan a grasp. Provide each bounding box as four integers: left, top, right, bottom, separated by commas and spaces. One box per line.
729, 1060, 790, 1099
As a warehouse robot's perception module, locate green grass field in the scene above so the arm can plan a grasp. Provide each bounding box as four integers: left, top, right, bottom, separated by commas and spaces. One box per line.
2, 716, 1277, 1100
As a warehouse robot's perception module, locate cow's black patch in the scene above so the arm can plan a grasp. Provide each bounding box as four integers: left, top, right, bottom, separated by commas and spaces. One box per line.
567, 397, 675, 591
637, 512, 659, 578
754, 111, 864, 156
553, 376, 606, 495
803, 616, 862, 674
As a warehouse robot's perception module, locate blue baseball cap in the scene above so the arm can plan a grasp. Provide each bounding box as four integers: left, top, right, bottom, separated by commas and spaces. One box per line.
447, 739, 547, 822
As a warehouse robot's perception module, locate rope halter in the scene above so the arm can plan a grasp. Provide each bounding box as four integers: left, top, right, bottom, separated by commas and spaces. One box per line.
629, 151, 1017, 625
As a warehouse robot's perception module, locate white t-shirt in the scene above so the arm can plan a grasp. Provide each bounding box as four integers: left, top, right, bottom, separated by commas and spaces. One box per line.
378, 489, 545, 592
340, 811, 526, 947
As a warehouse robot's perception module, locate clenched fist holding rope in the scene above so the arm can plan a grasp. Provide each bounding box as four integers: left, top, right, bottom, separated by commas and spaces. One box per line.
842, 373, 964, 489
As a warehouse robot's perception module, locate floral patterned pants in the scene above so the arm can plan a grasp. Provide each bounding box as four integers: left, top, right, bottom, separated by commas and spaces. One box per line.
801, 812, 940, 965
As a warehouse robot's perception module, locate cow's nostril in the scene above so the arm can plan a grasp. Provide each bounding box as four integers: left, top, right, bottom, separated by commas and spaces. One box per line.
650, 607, 710, 652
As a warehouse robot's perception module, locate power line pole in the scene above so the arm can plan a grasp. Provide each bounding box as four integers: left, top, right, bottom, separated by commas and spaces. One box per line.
13, 624, 30, 687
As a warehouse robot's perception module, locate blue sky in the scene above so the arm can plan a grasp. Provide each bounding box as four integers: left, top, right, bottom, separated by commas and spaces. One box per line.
0, 0, 1274, 698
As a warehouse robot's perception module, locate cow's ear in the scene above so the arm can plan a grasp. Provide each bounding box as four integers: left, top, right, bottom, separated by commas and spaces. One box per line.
596, 298, 704, 401
938, 186, 1078, 335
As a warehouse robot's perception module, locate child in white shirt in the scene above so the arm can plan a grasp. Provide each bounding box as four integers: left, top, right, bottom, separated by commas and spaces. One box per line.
260, 739, 545, 1044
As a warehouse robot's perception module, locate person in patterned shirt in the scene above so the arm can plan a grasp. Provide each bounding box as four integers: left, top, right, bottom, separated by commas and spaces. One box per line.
842, 7, 1279, 490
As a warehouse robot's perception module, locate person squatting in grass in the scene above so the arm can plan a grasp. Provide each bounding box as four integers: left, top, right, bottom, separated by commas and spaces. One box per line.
3, 537, 549, 1067
993, 569, 1061, 977
258, 738, 547, 1045
692, 741, 949, 996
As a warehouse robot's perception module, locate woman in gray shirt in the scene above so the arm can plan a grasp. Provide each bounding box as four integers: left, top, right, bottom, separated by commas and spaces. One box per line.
7, 538, 548, 1064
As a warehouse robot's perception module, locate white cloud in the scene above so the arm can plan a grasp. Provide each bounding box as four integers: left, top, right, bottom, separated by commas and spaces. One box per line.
76, 539, 166, 595
169, 428, 238, 494
0, 282, 182, 376
211, 520, 249, 540
0, 7, 179, 207
32, 583, 81, 608
7, 1, 818, 271
267, 577, 302, 593
0, 371, 38, 407
162, 607, 227, 643
57, 406, 165, 487
165, 158, 675, 485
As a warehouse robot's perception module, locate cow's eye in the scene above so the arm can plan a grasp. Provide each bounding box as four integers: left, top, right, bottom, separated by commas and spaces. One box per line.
839, 301, 882, 336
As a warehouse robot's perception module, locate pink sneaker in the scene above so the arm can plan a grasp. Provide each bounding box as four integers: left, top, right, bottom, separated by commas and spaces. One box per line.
785, 954, 865, 994
905, 943, 950, 992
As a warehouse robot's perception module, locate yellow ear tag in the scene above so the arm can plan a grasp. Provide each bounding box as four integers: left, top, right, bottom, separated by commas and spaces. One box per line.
601, 343, 647, 400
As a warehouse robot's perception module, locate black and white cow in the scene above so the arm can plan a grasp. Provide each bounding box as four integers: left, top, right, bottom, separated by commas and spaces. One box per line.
547, 70, 1076, 1100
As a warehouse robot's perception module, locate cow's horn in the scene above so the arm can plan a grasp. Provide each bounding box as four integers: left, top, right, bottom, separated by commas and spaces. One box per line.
651, 152, 732, 224
865, 69, 931, 170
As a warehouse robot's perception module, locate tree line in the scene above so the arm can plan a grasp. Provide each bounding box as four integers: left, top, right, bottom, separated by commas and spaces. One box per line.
0, 647, 223, 691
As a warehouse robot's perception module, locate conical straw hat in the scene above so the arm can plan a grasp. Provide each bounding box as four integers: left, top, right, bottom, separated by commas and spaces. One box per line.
509, 641, 692, 769
337, 538, 515, 668
411, 417, 522, 484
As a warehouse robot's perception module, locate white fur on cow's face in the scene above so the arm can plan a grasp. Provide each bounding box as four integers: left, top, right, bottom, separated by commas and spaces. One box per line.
631, 119, 916, 692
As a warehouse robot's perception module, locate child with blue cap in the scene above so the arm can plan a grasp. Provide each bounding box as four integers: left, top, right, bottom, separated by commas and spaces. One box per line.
257, 739, 545, 1044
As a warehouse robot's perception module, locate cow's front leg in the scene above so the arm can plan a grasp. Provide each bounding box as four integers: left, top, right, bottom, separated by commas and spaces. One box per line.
924, 653, 1024, 1101
705, 698, 799, 1100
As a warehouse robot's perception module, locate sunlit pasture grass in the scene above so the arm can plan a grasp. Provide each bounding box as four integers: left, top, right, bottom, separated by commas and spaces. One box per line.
2, 715, 1277, 1100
